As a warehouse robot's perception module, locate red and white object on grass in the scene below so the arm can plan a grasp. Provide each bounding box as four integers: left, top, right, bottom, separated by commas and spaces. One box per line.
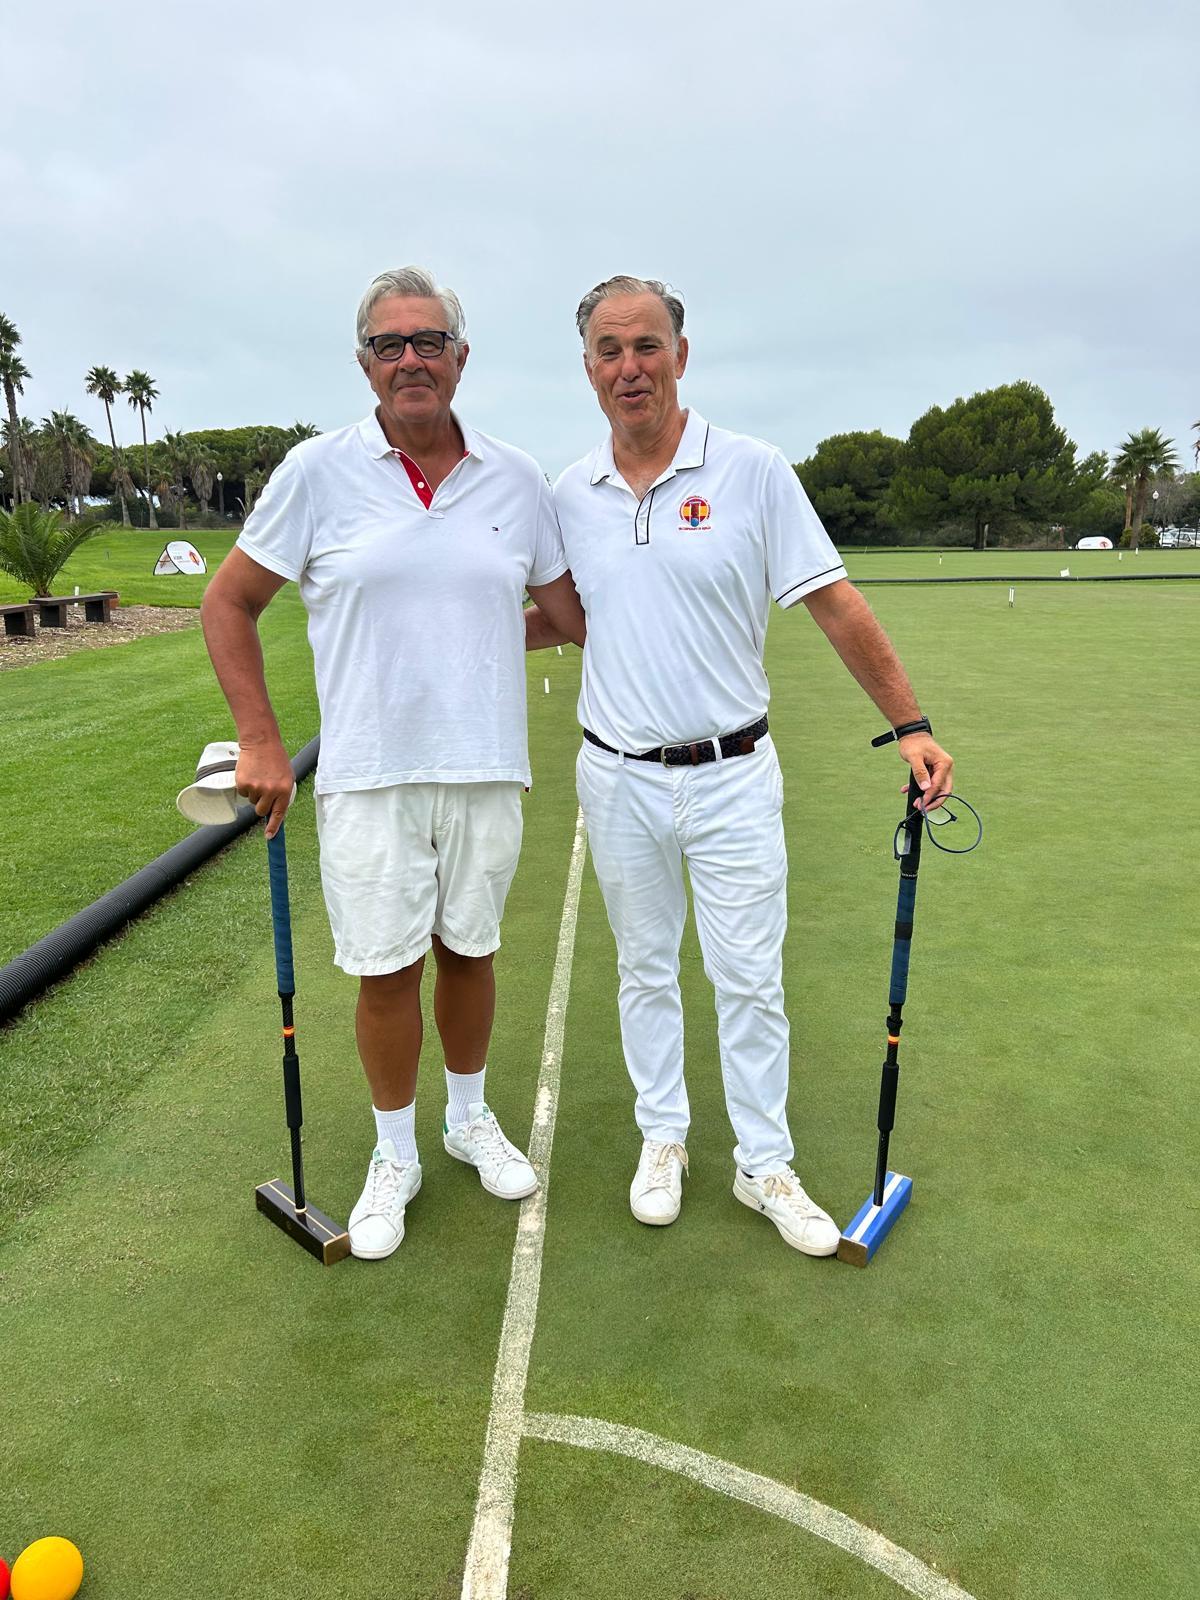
153, 539, 207, 575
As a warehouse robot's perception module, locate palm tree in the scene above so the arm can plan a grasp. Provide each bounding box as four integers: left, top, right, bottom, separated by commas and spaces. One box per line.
124, 369, 159, 529
1111, 428, 1179, 548
4, 416, 39, 507
246, 428, 281, 514
85, 365, 130, 526
111, 448, 136, 516
44, 412, 96, 517
39, 413, 72, 509
148, 459, 176, 525
1108, 447, 1136, 534
187, 439, 217, 516
1193, 420, 1199, 468
0, 502, 101, 597
29, 425, 64, 510
65, 414, 97, 517
163, 431, 192, 530
0, 314, 31, 504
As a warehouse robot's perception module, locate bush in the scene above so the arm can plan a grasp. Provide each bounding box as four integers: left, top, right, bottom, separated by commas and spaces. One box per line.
0, 504, 103, 596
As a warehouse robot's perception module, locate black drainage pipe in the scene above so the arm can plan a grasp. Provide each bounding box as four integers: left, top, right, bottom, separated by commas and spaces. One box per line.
0, 736, 320, 1027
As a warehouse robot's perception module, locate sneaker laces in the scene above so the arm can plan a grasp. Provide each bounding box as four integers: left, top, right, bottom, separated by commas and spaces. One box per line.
761, 1169, 822, 1217
466, 1107, 519, 1164
642, 1141, 688, 1191
363, 1149, 411, 1212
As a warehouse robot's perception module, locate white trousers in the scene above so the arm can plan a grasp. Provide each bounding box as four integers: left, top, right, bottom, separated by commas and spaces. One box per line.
576, 735, 794, 1173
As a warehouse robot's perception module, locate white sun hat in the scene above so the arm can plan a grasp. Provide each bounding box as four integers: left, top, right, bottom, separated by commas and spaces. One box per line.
177, 740, 252, 825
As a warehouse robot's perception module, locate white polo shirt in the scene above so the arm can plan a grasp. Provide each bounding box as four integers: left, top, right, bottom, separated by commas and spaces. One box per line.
554, 409, 846, 752
238, 412, 568, 792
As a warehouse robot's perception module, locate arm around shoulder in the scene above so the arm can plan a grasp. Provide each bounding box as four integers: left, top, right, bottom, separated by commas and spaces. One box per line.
525, 570, 586, 650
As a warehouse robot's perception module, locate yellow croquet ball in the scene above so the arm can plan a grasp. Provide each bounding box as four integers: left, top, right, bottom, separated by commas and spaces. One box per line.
10, 1538, 83, 1600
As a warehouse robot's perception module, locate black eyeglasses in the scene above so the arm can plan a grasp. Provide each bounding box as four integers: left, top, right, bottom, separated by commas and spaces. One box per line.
893, 793, 983, 858
365, 330, 455, 362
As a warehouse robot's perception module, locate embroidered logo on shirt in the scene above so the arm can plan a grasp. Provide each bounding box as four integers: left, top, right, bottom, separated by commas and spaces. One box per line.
679, 496, 712, 529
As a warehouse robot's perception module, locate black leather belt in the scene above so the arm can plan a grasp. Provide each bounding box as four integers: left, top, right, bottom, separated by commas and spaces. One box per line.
583, 716, 769, 767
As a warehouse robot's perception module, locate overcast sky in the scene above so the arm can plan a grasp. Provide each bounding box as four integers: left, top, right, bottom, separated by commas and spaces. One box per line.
3, 0, 1196, 476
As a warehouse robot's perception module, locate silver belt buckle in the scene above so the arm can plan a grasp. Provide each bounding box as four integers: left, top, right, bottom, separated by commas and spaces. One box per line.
660, 742, 685, 766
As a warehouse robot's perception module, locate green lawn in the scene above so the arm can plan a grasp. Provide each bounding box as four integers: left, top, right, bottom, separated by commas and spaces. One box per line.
841, 545, 1200, 580
0, 560, 1196, 1598
0, 524, 242, 607
0, 584, 315, 965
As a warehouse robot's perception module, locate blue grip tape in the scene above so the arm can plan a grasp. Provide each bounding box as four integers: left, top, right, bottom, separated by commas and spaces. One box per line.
267, 826, 295, 996
889, 876, 919, 1005
889, 941, 912, 1006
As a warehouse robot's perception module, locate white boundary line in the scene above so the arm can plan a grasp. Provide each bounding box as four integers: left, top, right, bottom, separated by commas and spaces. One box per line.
460, 808, 588, 1600
523, 1414, 978, 1600
462, 808, 979, 1600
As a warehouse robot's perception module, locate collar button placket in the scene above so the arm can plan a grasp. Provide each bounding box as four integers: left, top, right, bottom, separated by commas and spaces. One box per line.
634, 487, 653, 547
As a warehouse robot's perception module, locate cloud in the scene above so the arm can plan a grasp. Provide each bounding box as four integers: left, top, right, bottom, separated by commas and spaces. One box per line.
3, 0, 1196, 470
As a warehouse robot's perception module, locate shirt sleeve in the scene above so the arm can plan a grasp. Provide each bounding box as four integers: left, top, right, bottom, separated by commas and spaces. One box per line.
236, 449, 314, 583
762, 448, 847, 608
527, 469, 570, 588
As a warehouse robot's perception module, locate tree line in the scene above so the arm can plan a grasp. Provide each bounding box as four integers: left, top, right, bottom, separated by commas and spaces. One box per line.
0, 312, 316, 528
5, 311, 1198, 551
794, 380, 1200, 551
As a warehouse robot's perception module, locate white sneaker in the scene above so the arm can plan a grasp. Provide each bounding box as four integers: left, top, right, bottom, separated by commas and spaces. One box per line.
443, 1103, 538, 1199
733, 1166, 839, 1257
630, 1139, 688, 1226
348, 1141, 422, 1260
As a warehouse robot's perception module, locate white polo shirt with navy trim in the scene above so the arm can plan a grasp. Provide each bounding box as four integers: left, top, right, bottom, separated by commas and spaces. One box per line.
238, 411, 568, 792
553, 408, 846, 752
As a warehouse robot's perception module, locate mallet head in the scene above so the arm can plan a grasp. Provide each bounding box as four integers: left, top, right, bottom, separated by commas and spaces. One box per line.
255, 1180, 351, 1265
837, 1171, 913, 1267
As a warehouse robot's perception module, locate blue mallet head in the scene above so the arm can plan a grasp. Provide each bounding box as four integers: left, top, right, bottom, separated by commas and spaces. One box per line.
837, 1171, 913, 1267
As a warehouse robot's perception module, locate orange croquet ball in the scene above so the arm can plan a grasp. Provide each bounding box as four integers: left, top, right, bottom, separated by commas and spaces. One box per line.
10, 1538, 83, 1600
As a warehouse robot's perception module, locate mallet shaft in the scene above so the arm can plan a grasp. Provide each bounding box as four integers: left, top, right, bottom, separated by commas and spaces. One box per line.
267, 827, 308, 1215
872, 777, 925, 1206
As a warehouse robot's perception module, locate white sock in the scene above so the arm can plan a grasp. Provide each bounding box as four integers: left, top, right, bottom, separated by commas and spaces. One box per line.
445, 1066, 486, 1128
373, 1102, 417, 1164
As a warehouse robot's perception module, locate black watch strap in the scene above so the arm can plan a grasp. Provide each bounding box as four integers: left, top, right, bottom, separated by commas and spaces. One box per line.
871, 716, 933, 749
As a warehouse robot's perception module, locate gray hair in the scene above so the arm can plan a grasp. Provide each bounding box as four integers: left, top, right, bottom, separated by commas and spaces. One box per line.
575, 275, 685, 347
355, 266, 466, 355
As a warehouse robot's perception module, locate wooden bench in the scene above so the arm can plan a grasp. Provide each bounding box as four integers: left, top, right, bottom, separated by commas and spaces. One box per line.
82, 590, 119, 623
1, 602, 37, 638
34, 591, 120, 627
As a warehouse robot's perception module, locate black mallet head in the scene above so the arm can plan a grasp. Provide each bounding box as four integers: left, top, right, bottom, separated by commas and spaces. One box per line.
255, 1180, 351, 1265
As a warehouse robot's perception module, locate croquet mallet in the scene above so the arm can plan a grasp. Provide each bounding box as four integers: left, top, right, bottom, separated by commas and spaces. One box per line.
254, 824, 351, 1265
836, 769, 926, 1266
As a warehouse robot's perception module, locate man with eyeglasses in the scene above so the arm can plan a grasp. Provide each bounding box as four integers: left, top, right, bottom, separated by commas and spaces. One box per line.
535, 274, 952, 1257
201, 266, 585, 1261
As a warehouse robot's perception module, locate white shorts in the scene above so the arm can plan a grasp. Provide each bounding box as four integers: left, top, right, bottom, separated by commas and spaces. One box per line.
315, 782, 524, 976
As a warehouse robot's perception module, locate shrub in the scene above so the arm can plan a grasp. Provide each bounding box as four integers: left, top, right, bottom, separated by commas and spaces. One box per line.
0, 503, 103, 596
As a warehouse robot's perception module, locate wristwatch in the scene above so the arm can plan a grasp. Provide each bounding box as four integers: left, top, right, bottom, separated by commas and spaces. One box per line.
870, 717, 933, 748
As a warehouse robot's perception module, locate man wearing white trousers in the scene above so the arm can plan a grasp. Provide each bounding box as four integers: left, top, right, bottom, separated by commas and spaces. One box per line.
202, 266, 586, 1261
538, 275, 952, 1256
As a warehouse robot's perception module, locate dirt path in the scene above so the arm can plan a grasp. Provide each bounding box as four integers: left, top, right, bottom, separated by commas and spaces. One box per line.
0, 604, 201, 671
